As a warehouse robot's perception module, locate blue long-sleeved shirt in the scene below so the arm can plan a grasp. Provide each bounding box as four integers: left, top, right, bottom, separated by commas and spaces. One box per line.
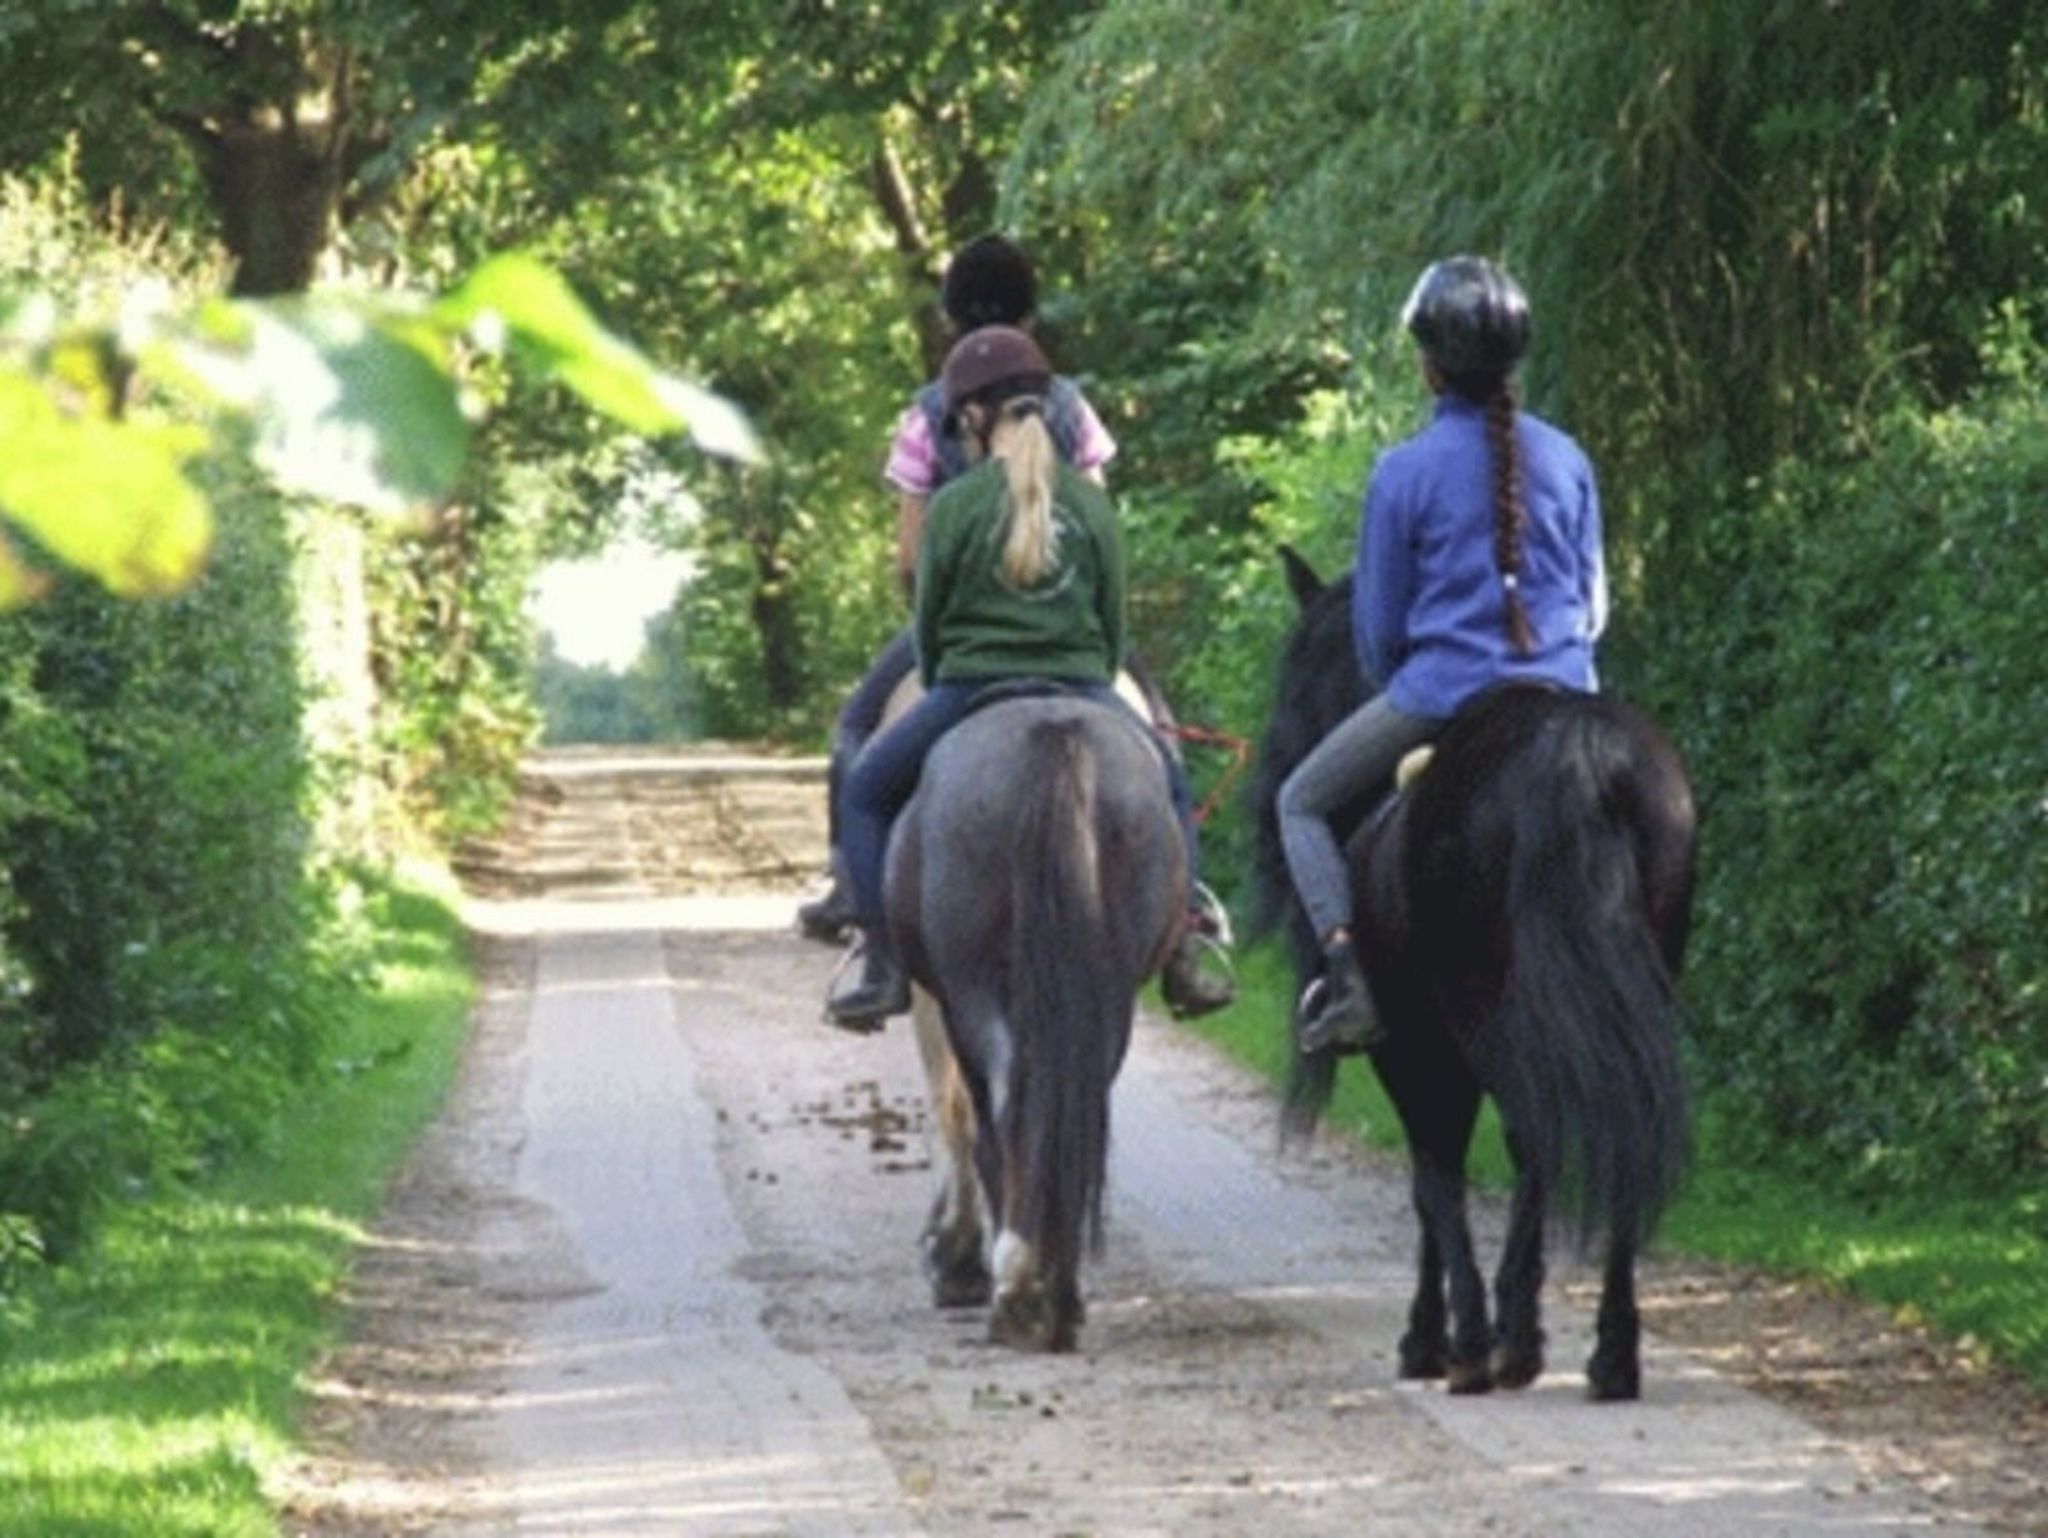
1354, 394, 1607, 719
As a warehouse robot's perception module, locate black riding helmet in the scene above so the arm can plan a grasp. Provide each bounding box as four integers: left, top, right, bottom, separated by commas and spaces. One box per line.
1402, 255, 1530, 378
941, 235, 1038, 331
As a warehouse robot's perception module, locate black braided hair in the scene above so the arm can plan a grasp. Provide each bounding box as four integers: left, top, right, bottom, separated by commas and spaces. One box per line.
1481, 376, 1534, 655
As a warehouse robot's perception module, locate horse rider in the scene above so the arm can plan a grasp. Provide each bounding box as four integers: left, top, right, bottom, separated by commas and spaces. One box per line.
806, 233, 1232, 1020
826, 326, 1225, 1030
1278, 255, 1609, 1053
798, 235, 1113, 949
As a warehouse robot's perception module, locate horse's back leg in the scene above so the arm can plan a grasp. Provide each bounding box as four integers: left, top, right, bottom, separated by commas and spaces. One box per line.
983, 1059, 1088, 1354
1400, 1224, 1449, 1380
911, 990, 990, 1307
1390, 1059, 1491, 1391
987, 1134, 1078, 1352
1490, 1142, 1547, 1390
1586, 1224, 1643, 1401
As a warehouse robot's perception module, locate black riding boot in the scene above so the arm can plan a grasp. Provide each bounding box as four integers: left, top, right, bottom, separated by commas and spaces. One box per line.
826, 926, 910, 1032
1161, 930, 1234, 1019
796, 853, 856, 944
1296, 936, 1385, 1053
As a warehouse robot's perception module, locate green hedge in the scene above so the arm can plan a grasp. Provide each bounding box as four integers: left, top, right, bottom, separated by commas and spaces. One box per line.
1162, 344, 2044, 1207
0, 175, 350, 1273
1631, 346, 2046, 1196
0, 461, 346, 1265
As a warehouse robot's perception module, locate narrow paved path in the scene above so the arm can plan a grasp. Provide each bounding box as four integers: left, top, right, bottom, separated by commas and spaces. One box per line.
292, 745, 2039, 1537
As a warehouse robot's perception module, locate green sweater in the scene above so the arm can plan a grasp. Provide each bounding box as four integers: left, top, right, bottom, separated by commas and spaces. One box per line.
914, 458, 1127, 688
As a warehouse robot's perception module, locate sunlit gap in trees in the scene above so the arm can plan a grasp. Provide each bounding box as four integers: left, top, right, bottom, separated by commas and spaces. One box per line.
530, 455, 701, 674
530, 538, 696, 674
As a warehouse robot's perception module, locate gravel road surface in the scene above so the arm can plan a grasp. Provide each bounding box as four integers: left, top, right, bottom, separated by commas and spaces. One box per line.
287, 746, 2044, 1537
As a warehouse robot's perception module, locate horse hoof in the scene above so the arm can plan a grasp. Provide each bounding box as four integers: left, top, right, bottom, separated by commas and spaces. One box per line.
1398, 1337, 1448, 1380
1445, 1359, 1494, 1395
1490, 1343, 1545, 1390
989, 1285, 1080, 1353
1585, 1357, 1641, 1402
989, 1293, 1054, 1352
931, 1269, 993, 1309
921, 1234, 992, 1308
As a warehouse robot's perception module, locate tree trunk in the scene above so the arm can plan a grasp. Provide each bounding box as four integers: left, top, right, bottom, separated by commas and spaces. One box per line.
199, 112, 350, 297
869, 137, 950, 377
751, 532, 802, 712
158, 33, 363, 297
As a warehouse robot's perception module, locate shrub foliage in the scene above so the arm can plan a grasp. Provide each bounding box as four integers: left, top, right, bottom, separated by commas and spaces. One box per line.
1632, 355, 2046, 1194
0, 179, 346, 1272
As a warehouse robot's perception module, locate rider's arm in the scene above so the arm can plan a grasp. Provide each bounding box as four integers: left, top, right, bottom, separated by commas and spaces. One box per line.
895, 492, 927, 604
1092, 486, 1129, 677
1578, 457, 1610, 643
1355, 461, 1412, 687
885, 403, 938, 606
1065, 386, 1117, 484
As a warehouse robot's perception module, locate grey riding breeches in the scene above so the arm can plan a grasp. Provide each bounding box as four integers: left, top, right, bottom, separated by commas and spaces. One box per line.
1277, 692, 1442, 942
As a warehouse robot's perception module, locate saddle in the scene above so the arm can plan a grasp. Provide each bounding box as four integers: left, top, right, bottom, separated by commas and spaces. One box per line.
959, 676, 1094, 717
961, 671, 1161, 724
956, 676, 1184, 789
1395, 745, 1435, 791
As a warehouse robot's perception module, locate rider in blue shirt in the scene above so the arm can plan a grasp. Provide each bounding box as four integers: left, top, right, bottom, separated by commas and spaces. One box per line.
1279, 255, 1608, 1053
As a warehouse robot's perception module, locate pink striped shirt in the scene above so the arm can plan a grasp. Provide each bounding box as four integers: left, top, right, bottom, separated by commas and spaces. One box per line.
883, 392, 1117, 495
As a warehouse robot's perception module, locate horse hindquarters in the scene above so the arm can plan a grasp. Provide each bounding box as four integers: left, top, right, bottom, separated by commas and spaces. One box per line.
899, 699, 1179, 1352
979, 718, 1117, 1352
1492, 712, 1694, 1399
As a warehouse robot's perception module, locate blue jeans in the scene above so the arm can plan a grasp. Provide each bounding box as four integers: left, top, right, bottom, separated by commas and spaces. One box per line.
822, 629, 918, 853
842, 679, 1200, 927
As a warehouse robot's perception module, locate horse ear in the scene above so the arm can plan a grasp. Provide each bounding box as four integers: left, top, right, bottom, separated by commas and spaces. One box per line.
1278, 544, 1324, 611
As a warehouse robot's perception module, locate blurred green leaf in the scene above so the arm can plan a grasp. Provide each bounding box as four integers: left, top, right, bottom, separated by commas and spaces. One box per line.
174, 297, 470, 513
4, 250, 753, 598
438, 253, 761, 462
0, 368, 213, 602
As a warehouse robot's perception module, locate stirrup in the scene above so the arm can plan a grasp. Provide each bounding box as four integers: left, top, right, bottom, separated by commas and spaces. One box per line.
1162, 931, 1235, 1019
1295, 972, 1328, 1024
1188, 879, 1235, 947
1295, 970, 1384, 1054
822, 938, 881, 1032
1183, 927, 1235, 980
823, 934, 904, 1032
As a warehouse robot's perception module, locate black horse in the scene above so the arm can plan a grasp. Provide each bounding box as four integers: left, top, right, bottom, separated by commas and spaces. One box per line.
1250, 547, 1698, 1400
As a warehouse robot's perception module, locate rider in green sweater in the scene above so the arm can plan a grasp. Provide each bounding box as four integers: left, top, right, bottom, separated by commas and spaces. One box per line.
826, 326, 1228, 1028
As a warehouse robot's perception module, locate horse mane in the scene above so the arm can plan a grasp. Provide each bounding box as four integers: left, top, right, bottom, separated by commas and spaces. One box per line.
1244, 546, 1371, 971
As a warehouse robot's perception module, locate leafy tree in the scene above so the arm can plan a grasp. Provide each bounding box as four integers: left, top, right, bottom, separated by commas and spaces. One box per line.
1014, 0, 2048, 574
533, 632, 697, 744
0, 0, 665, 295
494, 3, 1110, 739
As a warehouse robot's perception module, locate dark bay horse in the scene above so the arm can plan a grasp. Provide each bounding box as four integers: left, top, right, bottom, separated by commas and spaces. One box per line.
1251, 548, 1698, 1399
888, 689, 1185, 1351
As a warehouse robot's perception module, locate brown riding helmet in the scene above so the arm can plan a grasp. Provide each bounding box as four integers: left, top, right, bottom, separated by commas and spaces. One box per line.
940, 325, 1053, 416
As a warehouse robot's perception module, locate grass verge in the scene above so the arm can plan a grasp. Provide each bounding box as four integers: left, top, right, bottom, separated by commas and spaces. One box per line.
1181, 941, 2048, 1392
0, 867, 474, 1537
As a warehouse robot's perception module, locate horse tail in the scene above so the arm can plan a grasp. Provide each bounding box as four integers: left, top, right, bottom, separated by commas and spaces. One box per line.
1496, 713, 1691, 1250
1006, 716, 1123, 1287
